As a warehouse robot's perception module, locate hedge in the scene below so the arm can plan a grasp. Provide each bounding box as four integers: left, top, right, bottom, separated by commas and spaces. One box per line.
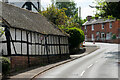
66, 27, 85, 49
0, 57, 10, 77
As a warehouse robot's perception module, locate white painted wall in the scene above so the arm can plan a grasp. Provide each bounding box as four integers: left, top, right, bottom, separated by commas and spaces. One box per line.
0, 27, 7, 55
8, 28, 69, 55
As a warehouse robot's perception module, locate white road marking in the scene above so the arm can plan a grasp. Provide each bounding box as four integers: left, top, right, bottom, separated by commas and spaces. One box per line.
80, 70, 85, 76
96, 61, 98, 63
87, 64, 93, 68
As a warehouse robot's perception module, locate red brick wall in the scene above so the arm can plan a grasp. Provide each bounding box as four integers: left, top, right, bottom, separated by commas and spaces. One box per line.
10, 55, 70, 72
82, 20, 120, 43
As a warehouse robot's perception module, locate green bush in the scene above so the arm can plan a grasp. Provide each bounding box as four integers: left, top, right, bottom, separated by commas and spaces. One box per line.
0, 57, 10, 77
112, 34, 116, 40
66, 27, 85, 49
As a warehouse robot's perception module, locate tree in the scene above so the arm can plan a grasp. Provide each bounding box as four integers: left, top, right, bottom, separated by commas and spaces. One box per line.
56, 1, 78, 17
94, 0, 120, 19
40, 5, 68, 26
0, 28, 4, 38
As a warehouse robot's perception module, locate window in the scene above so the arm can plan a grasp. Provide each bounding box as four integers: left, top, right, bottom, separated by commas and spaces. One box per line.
109, 22, 112, 28
96, 32, 100, 40
119, 33, 120, 39
92, 25, 94, 31
91, 34, 94, 41
102, 24, 104, 29
85, 26, 87, 29
101, 33, 105, 40
85, 26, 87, 32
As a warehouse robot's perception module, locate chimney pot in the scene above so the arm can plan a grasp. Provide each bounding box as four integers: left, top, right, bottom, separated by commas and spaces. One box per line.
87, 16, 92, 21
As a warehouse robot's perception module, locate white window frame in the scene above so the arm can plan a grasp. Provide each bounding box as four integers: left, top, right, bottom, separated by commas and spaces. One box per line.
102, 24, 104, 29
92, 25, 94, 31
109, 22, 112, 29
101, 32, 105, 40
85, 26, 87, 30
91, 34, 94, 41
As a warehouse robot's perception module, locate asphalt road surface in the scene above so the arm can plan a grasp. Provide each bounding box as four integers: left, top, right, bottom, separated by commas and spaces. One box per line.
35, 42, 119, 78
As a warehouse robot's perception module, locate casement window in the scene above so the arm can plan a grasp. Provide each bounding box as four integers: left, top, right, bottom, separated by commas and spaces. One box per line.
109, 22, 112, 28
102, 24, 104, 29
85, 26, 87, 32
85, 26, 87, 30
92, 25, 94, 31
91, 34, 94, 41
101, 32, 105, 40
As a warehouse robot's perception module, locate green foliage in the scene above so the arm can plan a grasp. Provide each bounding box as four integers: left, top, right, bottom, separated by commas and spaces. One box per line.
40, 4, 85, 50
56, 1, 78, 17
112, 34, 116, 40
40, 5, 68, 25
94, 0, 120, 19
0, 28, 4, 38
66, 27, 85, 49
0, 57, 10, 76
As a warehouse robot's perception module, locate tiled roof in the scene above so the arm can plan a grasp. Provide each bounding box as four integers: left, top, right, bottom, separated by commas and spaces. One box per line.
0, 2, 67, 36
83, 18, 116, 26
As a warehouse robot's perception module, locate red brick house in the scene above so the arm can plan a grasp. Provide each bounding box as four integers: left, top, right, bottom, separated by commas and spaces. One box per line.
82, 16, 120, 43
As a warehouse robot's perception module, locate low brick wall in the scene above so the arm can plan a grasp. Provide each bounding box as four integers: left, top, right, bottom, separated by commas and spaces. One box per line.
10, 54, 70, 72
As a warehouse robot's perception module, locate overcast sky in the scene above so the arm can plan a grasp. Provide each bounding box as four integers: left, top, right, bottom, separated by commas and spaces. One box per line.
0, 0, 97, 19
41, 0, 96, 19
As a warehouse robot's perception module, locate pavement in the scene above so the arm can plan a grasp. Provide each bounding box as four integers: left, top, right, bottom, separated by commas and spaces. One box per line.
7, 44, 98, 80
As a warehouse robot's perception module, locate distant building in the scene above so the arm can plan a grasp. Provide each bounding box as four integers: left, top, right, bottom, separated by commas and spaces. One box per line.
82, 16, 120, 43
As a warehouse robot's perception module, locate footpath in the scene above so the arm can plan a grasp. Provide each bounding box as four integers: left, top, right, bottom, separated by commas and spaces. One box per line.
6, 44, 99, 80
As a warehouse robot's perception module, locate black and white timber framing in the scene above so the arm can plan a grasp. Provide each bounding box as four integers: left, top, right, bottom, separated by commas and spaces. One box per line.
0, 2, 69, 57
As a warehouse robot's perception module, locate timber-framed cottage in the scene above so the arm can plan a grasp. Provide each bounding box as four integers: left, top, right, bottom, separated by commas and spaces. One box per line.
0, 2, 69, 70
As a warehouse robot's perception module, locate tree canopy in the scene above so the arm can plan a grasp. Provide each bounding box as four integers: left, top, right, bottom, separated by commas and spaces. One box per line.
56, 1, 78, 17
95, 0, 120, 19
40, 5, 68, 26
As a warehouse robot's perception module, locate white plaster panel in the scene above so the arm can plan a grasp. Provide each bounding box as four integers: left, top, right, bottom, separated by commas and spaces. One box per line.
35, 34, 38, 43
38, 45, 41, 55
22, 43, 27, 54
38, 34, 41, 43
67, 46, 69, 53
10, 28, 15, 40
42, 46, 45, 55
36, 45, 38, 55
10, 42, 15, 54
49, 46, 52, 54
31, 45, 35, 55
52, 46, 54, 54
1, 43, 7, 55
49, 36, 51, 44
28, 32, 31, 42
15, 43, 21, 54
29, 45, 32, 55
22, 31, 26, 41
16, 29, 21, 40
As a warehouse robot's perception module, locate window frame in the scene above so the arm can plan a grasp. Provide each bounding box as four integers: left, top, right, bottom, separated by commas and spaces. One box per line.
109, 22, 112, 29
92, 25, 94, 31
102, 24, 104, 29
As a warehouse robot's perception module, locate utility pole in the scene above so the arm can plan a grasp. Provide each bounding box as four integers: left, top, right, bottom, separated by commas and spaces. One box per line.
78, 6, 81, 28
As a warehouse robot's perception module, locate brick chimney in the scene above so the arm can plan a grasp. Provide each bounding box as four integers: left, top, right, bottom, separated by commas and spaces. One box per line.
87, 16, 92, 21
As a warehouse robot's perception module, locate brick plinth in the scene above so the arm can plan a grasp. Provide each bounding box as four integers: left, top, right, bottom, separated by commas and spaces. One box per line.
10, 54, 69, 72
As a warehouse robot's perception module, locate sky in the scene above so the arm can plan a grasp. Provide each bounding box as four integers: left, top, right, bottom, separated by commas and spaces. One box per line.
41, 0, 97, 19
0, 0, 97, 19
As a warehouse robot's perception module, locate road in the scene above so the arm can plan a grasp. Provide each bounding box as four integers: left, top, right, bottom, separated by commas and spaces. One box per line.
35, 42, 119, 78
